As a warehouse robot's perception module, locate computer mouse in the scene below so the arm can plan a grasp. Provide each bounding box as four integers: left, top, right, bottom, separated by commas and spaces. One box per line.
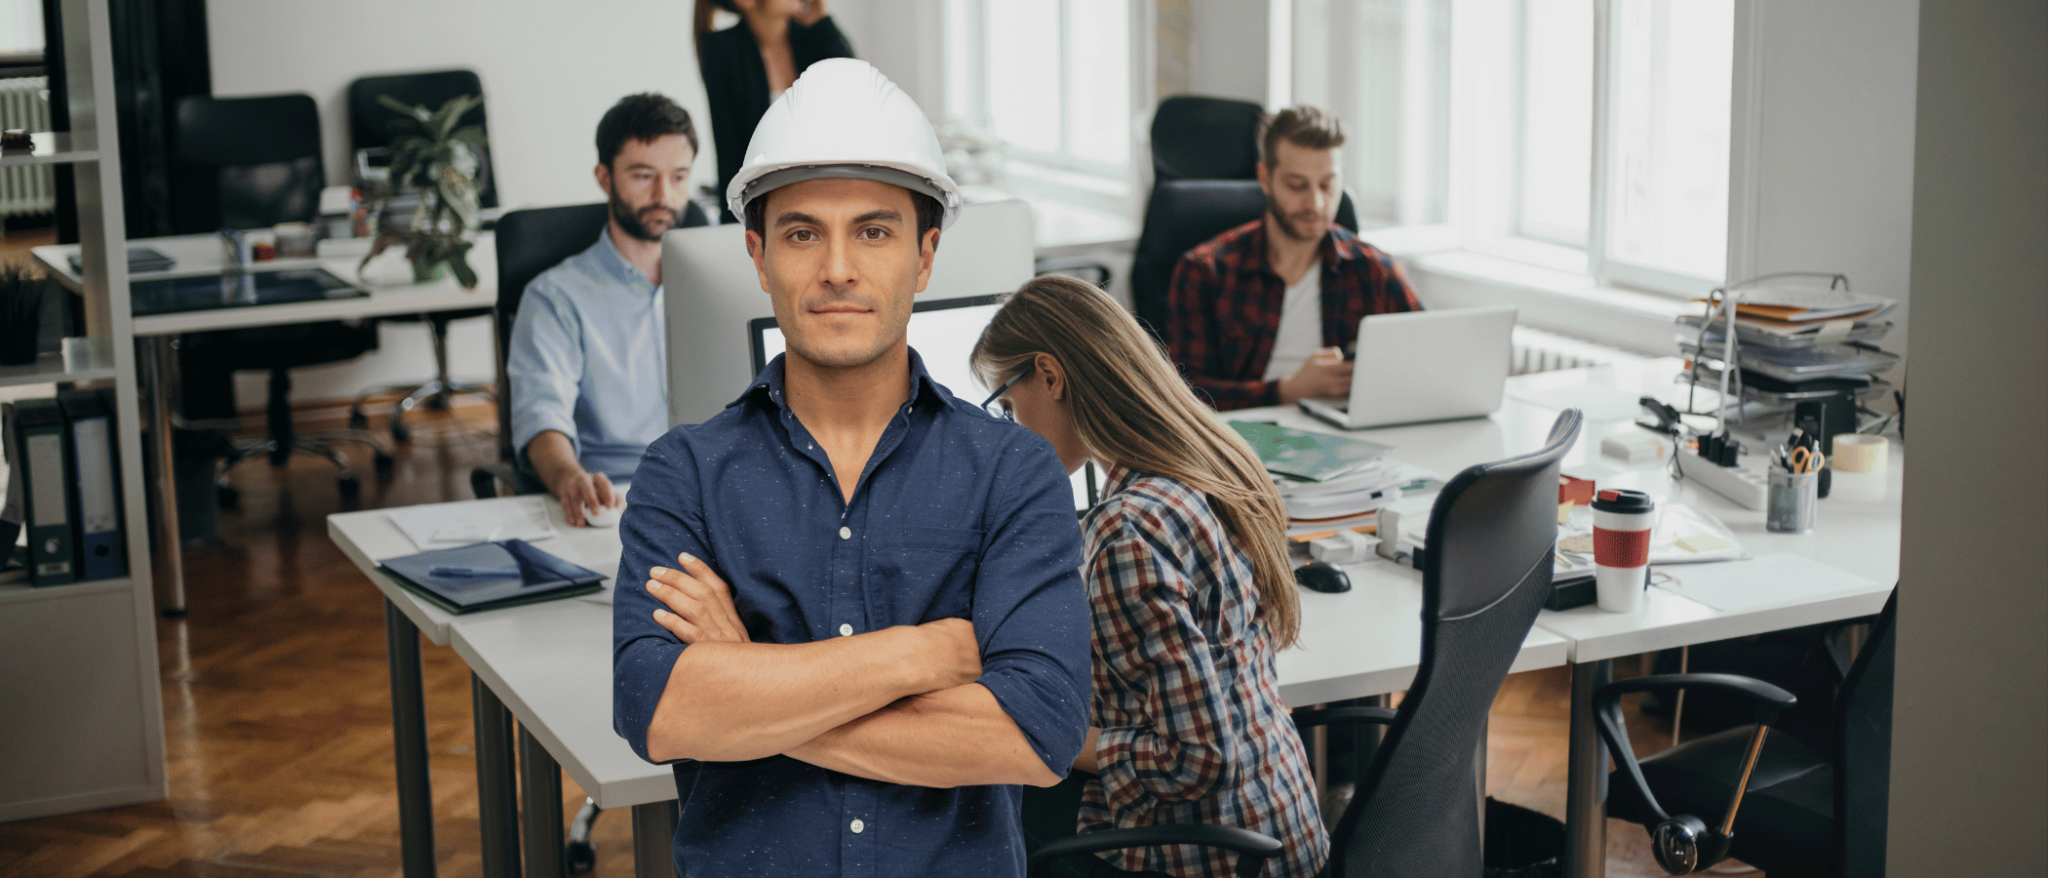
583, 504, 623, 528
1295, 560, 1351, 594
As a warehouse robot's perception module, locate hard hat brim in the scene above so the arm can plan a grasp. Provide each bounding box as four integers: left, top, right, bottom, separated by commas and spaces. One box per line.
729, 164, 961, 230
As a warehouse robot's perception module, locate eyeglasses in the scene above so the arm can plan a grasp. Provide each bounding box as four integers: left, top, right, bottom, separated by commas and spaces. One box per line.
979, 364, 1033, 421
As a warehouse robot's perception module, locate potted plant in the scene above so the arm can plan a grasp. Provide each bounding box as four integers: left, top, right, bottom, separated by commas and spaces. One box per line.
360, 94, 486, 289
0, 259, 46, 366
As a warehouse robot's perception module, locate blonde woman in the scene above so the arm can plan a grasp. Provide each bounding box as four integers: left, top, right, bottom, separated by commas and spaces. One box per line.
975, 275, 1327, 878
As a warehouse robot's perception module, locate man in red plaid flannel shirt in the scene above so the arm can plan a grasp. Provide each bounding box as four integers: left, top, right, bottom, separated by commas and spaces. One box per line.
1165, 106, 1422, 411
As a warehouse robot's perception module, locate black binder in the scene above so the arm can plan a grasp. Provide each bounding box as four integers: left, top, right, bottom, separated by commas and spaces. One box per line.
15, 397, 76, 585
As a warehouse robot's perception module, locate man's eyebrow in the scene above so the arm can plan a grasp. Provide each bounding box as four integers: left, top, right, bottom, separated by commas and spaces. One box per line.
773, 210, 824, 228
852, 209, 904, 226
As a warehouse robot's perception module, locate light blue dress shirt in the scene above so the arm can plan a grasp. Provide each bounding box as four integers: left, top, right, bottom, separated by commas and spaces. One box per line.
507, 226, 668, 480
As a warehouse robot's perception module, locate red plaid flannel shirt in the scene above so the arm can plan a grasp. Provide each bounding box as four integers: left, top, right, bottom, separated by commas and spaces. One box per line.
1078, 467, 1329, 878
1166, 219, 1422, 410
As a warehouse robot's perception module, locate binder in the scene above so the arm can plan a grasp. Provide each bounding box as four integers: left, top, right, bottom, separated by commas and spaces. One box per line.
60, 389, 126, 581
0, 401, 23, 559
378, 538, 605, 614
15, 397, 76, 586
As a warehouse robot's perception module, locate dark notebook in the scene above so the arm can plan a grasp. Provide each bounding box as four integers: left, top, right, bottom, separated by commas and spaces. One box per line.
379, 539, 604, 614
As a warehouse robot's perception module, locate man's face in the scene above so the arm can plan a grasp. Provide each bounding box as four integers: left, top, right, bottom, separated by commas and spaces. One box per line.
1256, 139, 1342, 243
597, 133, 694, 243
745, 178, 939, 370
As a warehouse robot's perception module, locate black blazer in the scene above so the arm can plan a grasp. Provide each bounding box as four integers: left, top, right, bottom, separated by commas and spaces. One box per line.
699, 16, 856, 221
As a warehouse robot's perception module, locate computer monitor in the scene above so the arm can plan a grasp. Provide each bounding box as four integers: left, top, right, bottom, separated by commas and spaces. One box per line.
749, 293, 1098, 514
664, 198, 1037, 427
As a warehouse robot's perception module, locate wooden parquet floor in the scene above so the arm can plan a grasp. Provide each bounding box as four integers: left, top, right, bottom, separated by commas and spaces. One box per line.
0, 399, 1759, 877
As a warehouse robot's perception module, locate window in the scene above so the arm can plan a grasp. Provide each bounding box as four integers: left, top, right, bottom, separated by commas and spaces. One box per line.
0, 0, 42, 56
1291, 0, 1452, 229
943, 0, 1133, 179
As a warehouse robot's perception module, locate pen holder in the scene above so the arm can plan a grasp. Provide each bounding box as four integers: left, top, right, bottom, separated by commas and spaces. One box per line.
1766, 469, 1819, 533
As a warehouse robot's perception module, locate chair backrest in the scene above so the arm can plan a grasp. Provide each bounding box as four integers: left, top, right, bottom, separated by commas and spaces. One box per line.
1129, 179, 1360, 338
1328, 409, 1582, 878
489, 201, 709, 457
349, 69, 497, 208
172, 94, 324, 232
1834, 589, 1896, 878
1151, 94, 1266, 181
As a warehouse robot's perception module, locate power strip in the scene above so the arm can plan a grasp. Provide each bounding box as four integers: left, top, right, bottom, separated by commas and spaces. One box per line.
1675, 452, 1770, 510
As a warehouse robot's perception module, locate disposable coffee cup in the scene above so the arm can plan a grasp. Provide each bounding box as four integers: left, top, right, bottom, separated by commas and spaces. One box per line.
1591, 488, 1654, 613
1830, 434, 1889, 502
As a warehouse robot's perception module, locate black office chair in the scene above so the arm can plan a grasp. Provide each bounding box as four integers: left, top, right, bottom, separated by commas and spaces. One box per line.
1130, 179, 1359, 341
1150, 94, 1267, 182
1291, 408, 1583, 878
171, 93, 392, 501
343, 70, 498, 443
1599, 590, 1896, 877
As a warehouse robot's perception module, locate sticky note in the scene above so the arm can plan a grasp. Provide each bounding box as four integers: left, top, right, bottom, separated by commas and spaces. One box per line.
1675, 534, 1734, 553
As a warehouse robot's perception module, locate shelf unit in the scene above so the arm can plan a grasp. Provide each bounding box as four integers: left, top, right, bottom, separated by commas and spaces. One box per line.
0, 0, 168, 822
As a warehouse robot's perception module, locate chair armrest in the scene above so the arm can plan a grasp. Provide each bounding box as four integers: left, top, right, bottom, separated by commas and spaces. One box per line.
469, 461, 546, 499
1034, 257, 1115, 290
1029, 825, 1283, 878
1591, 673, 1795, 826
1290, 706, 1398, 731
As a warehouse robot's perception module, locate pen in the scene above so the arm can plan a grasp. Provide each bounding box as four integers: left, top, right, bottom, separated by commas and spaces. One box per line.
429, 565, 521, 578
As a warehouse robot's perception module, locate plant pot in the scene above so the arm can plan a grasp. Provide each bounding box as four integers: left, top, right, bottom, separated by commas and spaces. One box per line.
410, 259, 452, 284
0, 315, 37, 365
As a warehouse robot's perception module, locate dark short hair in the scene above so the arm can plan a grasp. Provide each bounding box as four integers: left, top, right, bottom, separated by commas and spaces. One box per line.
596, 93, 698, 168
744, 186, 944, 252
1258, 105, 1346, 167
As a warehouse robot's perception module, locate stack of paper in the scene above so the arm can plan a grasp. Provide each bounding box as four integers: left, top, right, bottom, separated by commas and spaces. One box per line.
386, 496, 559, 553
1730, 287, 1899, 324
1228, 421, 1393, 483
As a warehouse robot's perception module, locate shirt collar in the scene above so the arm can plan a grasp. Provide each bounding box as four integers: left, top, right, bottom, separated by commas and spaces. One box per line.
594, 223, 657, 288
732, 347, 950, 412
1098, 464, 1143, 500
1234, 219, 1348, 280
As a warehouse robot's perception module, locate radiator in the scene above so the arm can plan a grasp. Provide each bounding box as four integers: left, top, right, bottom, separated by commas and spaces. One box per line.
0, 77, 53, 218
1509, 326, 1645, 376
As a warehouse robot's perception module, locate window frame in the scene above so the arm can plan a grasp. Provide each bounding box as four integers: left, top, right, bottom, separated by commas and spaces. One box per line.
944, 0, 1138, 182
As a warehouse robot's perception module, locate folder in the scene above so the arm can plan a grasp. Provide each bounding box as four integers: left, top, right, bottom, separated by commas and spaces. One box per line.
0, 401, 23, 560
60, 389, 126, 581
378, 538, 605, 614
15, 397, 76, 586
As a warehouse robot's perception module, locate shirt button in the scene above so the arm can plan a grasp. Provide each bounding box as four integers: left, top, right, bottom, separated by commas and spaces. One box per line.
839, 623, 853, 636
850, 818, 865, 834
838, 526, 851, 540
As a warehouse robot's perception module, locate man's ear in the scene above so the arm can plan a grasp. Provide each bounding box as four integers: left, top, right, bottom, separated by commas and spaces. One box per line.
745, 229, 771, 293
595, 162, 612, 196
1255, 161, 1271, 199
1034, 352, 1066, 402
911, 227, 940, 293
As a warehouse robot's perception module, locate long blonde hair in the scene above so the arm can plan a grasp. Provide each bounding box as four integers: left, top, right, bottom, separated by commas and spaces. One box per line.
971, 275, 1301, 649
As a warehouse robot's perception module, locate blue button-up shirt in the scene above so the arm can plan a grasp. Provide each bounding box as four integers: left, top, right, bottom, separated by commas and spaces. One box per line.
507, 226, 669, 479
612, 350, 1092, 878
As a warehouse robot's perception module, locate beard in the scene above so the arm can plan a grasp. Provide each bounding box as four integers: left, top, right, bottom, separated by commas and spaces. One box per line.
1267, 202, 1328, 243
611, 194, 684, 243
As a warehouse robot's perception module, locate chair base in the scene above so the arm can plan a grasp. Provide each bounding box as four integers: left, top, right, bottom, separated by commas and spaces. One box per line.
351, 380, 496, 443
218, 429, 394, 503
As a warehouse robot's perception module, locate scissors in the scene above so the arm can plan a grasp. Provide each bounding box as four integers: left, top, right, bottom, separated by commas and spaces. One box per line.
1790, 446, 1826, 474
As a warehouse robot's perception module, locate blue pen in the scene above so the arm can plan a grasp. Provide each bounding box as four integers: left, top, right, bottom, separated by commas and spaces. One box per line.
430, 565, 522, 578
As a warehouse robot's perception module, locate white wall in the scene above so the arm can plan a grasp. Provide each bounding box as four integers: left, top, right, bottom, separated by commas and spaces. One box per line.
1889, 1, 2048, 873
1727, 0, 1920, 363
205, 0, 716, 407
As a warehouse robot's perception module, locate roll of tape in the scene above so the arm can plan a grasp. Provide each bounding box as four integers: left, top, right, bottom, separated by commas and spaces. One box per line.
1831, 434, 1890, 474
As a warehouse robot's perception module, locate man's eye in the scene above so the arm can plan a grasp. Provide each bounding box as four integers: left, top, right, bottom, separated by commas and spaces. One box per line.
860, 227, 887, 240
789, 229, 815, 242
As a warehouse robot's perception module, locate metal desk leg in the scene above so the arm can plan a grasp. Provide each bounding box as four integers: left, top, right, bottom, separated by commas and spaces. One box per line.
144, 336, 186, 616
519, 725, 566, 878
1565, 659, 1613, 878
632, 801, 679, 878
385, 600, 436, 878
472, 675, 521, 878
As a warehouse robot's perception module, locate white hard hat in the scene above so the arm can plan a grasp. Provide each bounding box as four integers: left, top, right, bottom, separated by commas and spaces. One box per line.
725, 58, 963, 229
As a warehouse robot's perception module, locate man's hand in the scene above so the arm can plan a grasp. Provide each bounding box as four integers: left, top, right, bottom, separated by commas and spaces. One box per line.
552, 470, 620, 527
647, 553, 750, 645
1277, 346, 1353, 404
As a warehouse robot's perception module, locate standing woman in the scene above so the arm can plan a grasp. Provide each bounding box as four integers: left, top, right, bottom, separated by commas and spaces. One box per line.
694, 0, 855, 222
975, 275, 1328, 878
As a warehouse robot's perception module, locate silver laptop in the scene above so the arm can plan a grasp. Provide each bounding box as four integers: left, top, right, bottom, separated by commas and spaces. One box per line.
1297, 305, 1518, 430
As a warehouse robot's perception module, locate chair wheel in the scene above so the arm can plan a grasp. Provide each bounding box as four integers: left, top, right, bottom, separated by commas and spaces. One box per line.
349, 409, 369, 430
374, 452, 396, 478
337, 474, 361, 499
391, 422, 411, 443
217, 483, 241, 509
567, 841, 596, 875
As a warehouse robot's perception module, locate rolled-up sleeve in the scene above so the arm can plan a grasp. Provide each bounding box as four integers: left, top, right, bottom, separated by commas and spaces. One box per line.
1088, 507, 1235, 814
970, 435, 1092, 779
612, 433, 709, 763
507, 281, 586, 464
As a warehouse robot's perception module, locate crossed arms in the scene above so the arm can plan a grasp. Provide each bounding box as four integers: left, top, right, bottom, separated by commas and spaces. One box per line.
636, 552, 1059, 788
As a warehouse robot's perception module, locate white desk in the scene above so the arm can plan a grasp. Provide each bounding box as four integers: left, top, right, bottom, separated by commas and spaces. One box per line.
33, 234, 496, 618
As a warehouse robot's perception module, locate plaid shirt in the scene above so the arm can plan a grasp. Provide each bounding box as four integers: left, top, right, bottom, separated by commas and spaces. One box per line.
1167, 219, 1422, 410
1078, 467, 1328, 878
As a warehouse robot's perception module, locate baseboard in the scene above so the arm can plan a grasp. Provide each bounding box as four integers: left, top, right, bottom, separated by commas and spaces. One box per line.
0, 781, 166, 823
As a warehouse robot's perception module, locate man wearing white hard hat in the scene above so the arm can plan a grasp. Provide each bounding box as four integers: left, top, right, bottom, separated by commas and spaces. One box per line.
611, 59, 1091, 877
